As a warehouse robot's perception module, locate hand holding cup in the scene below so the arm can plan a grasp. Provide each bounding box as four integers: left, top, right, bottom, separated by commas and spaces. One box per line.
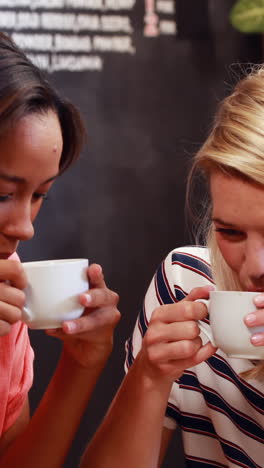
197, 291, 264, 359
140, 285, 216, 384
22, 259, 120, 368
22, 258, 89, 329
45, 263, 120, 369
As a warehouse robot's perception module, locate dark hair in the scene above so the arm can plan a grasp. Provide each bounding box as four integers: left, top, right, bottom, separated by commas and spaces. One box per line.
0, 32, 85, 173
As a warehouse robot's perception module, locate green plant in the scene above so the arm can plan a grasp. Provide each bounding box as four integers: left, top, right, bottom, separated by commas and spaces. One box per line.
230, 0, 264, 33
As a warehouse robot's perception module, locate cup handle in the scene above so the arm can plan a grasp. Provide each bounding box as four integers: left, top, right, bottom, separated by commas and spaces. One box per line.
195, 299, 216, 347
22, 306, 33, 323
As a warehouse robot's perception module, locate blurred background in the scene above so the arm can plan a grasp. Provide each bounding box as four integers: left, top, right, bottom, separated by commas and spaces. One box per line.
1, 0, 262, 466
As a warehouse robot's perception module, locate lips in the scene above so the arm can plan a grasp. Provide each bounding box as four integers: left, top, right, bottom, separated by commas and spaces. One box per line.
247, 287, 264, 293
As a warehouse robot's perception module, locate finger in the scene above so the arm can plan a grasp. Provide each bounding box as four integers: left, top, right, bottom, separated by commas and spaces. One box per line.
250, 333, 264, 346
0, 302, 22, 324
147, 337, 203, 363
192, 341, 217, 364
146, 320, 200, 345
183, 285, 215, 303
0, 260, 27, 289
87, 263, 106, 289
45, 327, 64, 339
80, 287, 119, 309
61, 306, 121, 334
0, 282, 26, 308
163, 341, 217, 375
151, 300, 208, 324
244, 310, 264, 328
253, 293, 264, 308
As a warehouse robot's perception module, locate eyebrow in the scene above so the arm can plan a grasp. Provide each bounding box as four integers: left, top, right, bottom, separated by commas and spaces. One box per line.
212, 217, 236, 227
0, 172, 58, 185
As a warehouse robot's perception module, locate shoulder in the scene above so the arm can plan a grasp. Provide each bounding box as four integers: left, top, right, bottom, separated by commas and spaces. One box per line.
167, 245, 210, 264
164, 245, 211, 277
161, 246, 213, 298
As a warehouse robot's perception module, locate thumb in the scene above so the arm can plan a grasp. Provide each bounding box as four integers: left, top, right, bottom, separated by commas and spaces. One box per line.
183, 285, 215, 303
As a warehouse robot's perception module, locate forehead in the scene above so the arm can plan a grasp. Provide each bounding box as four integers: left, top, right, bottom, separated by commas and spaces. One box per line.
0, 110, 62, 177
210, 171, 264, 226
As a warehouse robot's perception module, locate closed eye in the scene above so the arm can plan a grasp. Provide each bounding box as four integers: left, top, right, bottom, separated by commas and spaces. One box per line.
214, 227, 245, 240
0, 191, 50, 203
0, 194, 12, 202
32, 192, 49, 201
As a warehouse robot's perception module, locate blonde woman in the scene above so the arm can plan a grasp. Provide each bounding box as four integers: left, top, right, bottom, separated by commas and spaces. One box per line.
82, 66, 264, 467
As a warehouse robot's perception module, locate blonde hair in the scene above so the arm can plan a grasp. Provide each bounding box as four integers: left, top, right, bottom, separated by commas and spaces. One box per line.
188, 65, 264, 380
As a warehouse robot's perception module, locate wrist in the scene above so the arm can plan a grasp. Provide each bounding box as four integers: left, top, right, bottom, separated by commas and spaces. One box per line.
133, 350, 176, 395
60, 343, 111, 375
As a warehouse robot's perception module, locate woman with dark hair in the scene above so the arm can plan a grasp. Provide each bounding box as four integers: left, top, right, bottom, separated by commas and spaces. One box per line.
0, 32, 120, 466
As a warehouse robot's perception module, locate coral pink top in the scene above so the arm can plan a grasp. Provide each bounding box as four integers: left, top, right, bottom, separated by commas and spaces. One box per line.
0, 253, 34, 435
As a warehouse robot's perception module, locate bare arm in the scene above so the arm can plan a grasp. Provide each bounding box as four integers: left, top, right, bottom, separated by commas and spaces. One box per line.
81, 286, 216, 468
0, 399, 30, 456
81, 351, 174, 468
0, 370, 173, 468
158, 427, 174, 467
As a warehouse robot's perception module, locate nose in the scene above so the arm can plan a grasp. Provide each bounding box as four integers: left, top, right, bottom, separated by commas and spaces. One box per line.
3, 202, 34, 241
244, 238, 264, 284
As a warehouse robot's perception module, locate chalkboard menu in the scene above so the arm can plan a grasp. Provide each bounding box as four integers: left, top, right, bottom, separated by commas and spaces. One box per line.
0, 0, 177, 71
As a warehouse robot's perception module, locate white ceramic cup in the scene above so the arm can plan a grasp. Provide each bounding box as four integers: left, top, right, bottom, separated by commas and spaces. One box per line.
22, 258, 89, 329
198, 291, 264, 359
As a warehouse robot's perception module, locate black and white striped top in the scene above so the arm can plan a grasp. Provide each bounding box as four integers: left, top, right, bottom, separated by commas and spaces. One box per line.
125, 246, 264, 468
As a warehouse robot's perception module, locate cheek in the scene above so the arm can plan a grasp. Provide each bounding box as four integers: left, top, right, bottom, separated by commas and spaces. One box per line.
216, 237, 243, 274
0, 204, 12, 227
30, 201, 43, 223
